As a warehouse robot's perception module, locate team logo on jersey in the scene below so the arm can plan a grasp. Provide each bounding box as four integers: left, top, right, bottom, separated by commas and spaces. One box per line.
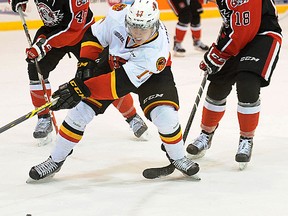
156, 57, 166, 71
112, 3, 127, 11
231, 0, 249, 7
76, 0, 88, 7
37, 3, 64, 27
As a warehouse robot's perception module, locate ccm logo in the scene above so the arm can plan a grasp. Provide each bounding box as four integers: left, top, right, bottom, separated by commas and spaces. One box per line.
70, 80, 85, 97
240, 56, 260, 62
143, 94, 164, 104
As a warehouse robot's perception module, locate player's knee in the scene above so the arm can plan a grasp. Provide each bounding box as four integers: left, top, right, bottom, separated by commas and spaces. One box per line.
236, 72, 261, 103
150, 105, 179, 134
178, 7, 191, 24
64, 102, 95, 131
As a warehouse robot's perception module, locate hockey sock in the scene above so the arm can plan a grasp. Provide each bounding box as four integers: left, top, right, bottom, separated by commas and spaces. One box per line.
201, 99, 226, 133
237, 101, 260, 137
175, 22, 188, 42
112, 94, 136, 119
30, 80, 51, 116
191, 25, 201, 41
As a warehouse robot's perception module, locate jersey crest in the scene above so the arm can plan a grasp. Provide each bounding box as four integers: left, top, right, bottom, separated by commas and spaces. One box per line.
112, 3, 127, 11
37, 2, 64, 27
230, 0, 249, 8
156, 57, 166, 71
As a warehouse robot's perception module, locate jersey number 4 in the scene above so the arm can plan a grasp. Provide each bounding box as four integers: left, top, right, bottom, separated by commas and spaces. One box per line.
75, 10, 87, 23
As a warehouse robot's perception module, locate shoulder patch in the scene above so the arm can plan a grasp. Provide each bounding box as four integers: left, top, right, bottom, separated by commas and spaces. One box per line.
156, 57, 166, 71
112, 3, 127, 11
230, 0, 249, 8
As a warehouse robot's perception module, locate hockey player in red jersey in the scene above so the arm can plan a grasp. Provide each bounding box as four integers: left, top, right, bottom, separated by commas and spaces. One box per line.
27, 0, 200, 182
9, 0, 148, 145
186, 0, 282, 169
168, 0, 209, 56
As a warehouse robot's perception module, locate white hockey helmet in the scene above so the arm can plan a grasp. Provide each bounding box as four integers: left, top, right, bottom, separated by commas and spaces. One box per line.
125, 0, 160, 44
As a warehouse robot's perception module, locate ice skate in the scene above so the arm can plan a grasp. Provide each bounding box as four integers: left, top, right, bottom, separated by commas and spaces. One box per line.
186, 130, 214, 159
172, 156, 200, 180
173, 37, 186, 57
26, 150, 73, 183
235, 136, 253, 170
33, 114, 53, 146
193, 40, 209, 51
126, 113, 149, 140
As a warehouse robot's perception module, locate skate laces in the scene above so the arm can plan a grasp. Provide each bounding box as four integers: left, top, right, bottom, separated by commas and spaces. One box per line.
34, 157, 59, 178
193, 131, 212, 150
172, 157, 196, 172
35, 117, 51, 132
237, 138, 253, 155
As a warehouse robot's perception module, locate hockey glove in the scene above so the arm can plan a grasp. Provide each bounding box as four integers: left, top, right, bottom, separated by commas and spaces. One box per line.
75, 58, 98, 81
199, 43, 230, 75
26, 35, 52, 63
50, 78, 91, 111
9, 0, 28, 12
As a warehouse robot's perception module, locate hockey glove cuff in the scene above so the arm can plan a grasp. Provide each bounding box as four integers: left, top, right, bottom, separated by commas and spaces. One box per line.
75, 58, 98, 81
26, 35, 52, 63
199, 43, 230, 75
9, 0, 28, 12
50, 78, 91, 111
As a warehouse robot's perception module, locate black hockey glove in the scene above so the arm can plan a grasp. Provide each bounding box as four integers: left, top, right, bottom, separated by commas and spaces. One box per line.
75, 58, 98, 81
9, 0, 28, 12
50, 78, 91, 111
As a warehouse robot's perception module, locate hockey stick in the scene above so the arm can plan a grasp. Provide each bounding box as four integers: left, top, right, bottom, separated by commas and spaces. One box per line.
0, 99, 58, 134
18, 7, 58, 133
142, 74, 208, 179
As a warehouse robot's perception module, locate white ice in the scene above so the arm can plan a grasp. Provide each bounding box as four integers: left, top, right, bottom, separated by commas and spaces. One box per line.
0, 15, 288, 216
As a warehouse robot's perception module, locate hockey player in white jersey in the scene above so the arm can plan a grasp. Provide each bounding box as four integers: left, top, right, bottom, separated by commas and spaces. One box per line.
27, 0, 199, 181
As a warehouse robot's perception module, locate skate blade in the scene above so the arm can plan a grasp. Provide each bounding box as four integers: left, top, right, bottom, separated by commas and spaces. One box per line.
137, 130, 150, 141
173, 51, 185, 57
239, 162, 248, 170
186, 150, 206, 159
194, 46, 208, 52
181, 173, 201, 181
36, 133, 52, 147
26, 173, 56, 184
190, 174, 201, 181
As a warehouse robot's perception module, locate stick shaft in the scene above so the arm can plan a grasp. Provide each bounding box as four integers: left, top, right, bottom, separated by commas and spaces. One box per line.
18, 8, 58, 133
183, 74, 208, 142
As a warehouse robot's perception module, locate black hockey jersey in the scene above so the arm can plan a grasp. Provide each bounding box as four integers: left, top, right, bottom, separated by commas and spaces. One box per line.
34, 0, 94, 48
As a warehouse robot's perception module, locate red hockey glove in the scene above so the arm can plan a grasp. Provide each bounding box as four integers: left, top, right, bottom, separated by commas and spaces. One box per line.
199, 43, 230, 75
50, 78, 91, 111
8, 0, 28, 12
26, 35, 52, 63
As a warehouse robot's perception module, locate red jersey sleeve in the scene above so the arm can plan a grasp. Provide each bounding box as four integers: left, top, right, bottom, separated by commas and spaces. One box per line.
216, 0, 262, 56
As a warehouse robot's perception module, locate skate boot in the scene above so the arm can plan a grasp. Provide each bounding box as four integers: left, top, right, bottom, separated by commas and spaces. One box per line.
27, 150, 73, 182
186, 130, 215, 159
235, 136, 253, 170
126, 113, 149, 140
172, 156, 200, 177
33, 114, 53, 146
173, 37, 186, 57
193, 40, 209, 51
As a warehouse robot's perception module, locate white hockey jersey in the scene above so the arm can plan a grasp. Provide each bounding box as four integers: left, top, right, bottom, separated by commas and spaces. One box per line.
90, 4, 171, 88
